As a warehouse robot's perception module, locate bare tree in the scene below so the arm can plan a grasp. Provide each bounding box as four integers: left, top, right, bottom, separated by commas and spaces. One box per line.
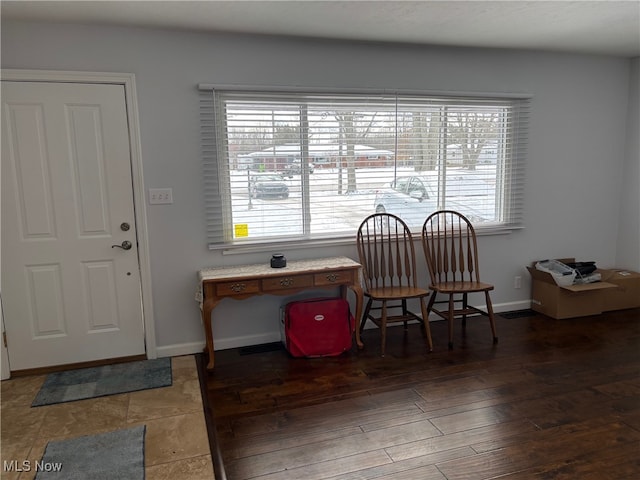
334, 111, 378, 193
447, 111, 498, 170
412, 110, 442, 172
273, 124, 300, 145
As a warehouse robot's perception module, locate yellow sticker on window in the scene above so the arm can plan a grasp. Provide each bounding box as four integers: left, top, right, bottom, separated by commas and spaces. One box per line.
234, 224, 249, 237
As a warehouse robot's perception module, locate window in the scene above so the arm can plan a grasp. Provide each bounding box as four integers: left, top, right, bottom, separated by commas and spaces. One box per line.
201, 88, 529, 249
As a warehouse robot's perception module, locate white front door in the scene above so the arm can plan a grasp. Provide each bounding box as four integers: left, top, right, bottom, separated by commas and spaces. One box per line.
1, 81, 146, 370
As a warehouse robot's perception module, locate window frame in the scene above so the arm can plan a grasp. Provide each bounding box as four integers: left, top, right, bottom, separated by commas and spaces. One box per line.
200, 85, 530, 254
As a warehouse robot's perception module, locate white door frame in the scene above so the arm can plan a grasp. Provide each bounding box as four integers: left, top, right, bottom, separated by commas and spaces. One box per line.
1, 69, 156, 364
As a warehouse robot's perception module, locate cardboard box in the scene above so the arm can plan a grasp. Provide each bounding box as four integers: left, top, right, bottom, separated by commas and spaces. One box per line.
527, 259, 617, 319
599, 269, 640, 311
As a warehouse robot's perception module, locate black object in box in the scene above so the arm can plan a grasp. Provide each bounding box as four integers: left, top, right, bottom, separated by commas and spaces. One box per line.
527, 258, 616, 319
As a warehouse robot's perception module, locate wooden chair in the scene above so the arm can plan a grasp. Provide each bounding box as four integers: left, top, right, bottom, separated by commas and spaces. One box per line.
356, 213, 433, 356
421, 210, 498, 349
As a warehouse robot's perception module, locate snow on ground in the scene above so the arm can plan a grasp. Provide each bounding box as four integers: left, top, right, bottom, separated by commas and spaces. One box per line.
229, 166, 497, 240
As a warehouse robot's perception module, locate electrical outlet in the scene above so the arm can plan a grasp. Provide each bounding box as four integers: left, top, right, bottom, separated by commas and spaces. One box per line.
514, 275, 522, 289
149, 188, 173, 205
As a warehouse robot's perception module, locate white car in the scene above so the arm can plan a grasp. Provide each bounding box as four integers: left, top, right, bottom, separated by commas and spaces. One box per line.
374, 175, 496, 228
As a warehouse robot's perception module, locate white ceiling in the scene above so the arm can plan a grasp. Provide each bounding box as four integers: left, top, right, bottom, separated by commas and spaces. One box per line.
2, 1, 640, 57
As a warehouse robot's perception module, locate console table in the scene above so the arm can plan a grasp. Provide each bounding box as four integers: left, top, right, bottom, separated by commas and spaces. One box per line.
198, 256, 363, 370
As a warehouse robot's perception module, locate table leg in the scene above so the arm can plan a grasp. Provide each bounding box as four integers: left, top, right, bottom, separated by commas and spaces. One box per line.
202, 297, 217, 371
348, 283, 364, 349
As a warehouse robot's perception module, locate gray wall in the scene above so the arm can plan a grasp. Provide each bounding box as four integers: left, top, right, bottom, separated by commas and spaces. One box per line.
2, 21, 637, 355
617, 58, 640, 268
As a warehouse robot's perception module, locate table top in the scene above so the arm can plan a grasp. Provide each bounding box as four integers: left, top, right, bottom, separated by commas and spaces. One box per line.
199, 256, 361, 282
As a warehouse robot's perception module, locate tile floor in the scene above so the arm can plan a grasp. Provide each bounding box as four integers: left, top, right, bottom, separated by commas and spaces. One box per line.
0, 355, 214, 480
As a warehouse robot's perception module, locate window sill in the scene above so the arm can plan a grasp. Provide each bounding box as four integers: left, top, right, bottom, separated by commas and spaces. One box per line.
210, 225, 520, 256
213, 235, 358, 256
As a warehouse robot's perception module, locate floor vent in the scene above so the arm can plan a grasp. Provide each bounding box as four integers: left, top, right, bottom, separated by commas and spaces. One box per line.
239, 342, 284, 355
500, 309, 537, 319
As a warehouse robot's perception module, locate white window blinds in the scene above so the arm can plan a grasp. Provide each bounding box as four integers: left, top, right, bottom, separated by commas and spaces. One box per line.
200, 88, 529, 249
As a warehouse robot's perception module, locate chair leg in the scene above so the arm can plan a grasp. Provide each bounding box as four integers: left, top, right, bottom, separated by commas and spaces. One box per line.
426, 291, 437, 313
402, 299, 408, 330
426, 292, 438, 349
448, 295, 455, 350
380, 300, 388, 357
361, 298, 373, 334
419, 297, 433, 352
485, 291, 498, 344
462, 293, 468, 327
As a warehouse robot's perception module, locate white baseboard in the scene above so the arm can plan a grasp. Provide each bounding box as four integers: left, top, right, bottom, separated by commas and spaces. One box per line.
154, 332, 282, 357
214, 332, 282, 351
155, 341, 205, 358
422, 299, 531, 321
154, 300, 532, 356
485, 299, 532, 313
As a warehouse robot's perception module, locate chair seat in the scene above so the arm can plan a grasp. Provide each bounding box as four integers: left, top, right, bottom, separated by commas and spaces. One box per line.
367, 286, 430, 300
430, 281, 494, 294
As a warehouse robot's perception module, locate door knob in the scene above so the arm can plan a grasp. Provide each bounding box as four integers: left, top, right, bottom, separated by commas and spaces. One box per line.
112, 241, 132, 250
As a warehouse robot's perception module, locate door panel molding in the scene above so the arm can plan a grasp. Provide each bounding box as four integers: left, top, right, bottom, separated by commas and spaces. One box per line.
1, 69, 156, 362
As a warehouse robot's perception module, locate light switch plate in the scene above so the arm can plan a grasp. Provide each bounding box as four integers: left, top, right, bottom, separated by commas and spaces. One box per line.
149, 188, 173, 204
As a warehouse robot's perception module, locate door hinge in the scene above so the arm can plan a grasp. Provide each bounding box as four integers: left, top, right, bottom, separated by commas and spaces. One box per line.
2, 332, 7, 348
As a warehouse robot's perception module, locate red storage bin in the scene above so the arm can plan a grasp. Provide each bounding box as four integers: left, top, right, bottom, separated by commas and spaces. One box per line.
282, 298, 354, 357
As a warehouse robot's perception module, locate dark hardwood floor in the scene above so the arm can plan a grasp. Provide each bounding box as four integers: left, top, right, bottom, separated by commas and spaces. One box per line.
201, 309, 640, 480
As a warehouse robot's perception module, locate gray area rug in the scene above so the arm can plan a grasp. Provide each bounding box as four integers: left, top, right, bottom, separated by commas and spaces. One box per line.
35, 425, 145, 480
32, 358, 172, 407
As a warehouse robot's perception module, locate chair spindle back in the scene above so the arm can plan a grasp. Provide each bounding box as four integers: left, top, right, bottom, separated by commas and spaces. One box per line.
421, 210, 481, 285
357, 214, 418, 292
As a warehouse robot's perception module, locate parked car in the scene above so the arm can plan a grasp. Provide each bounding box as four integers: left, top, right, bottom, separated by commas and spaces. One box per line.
249, 173, 289, 199
374, 177, 437, 227
284, 160, 314, 176
373, 175, 495, 227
